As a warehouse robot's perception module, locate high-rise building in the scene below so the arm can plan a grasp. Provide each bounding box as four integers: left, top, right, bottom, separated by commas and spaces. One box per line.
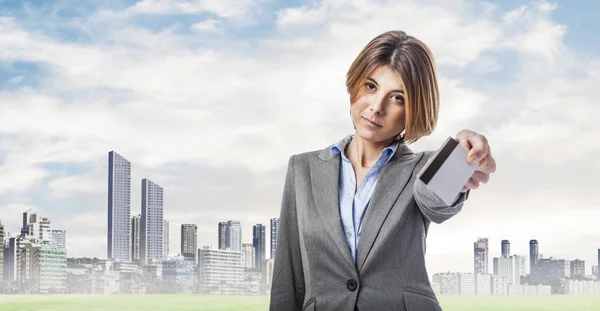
597, 249, 600, 275
0, 221, 4, 278
218, 222, 228, 250
22, 241, 67, 293
270, 218, 279, 259
164, 219, 170, 259
242, 243, 255, 269
181, 224, 198, 263
227, 220, 242, 253
494, 256, 516, 284
570, 259, 585, 278
529, 240, 539, 281
108, 151, 132, 262
537, 257, 570, 285
141, 178, 164, 264
4, 236, 19, 282
197, 247, 243, 294
253, 224, 266, 270
131, 214, 141, 263
501, 240, 510, 258
474, 237, 488, 274
514, 254, 527, 284
51, 230, 66, 249
21, 213, 52, 243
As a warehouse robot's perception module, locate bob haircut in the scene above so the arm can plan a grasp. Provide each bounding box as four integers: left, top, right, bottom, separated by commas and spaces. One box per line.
345, 30, 440, 145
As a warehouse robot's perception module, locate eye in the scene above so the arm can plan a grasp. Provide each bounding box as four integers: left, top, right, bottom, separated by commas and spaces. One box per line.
393, 95, 405, 104
365, 82, 376, 91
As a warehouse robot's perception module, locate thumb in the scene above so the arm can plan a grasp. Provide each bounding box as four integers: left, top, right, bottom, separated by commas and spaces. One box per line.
455, 137, 472, 151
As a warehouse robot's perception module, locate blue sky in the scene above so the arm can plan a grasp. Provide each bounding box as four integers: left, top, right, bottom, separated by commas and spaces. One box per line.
1, 0, 599, 276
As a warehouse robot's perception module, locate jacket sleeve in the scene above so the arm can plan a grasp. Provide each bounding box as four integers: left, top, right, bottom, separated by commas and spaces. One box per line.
413, 150, 470, 224
269, 155, 305, 311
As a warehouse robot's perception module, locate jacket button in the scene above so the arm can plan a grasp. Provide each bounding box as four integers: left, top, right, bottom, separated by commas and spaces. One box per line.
347, 279, 358, 292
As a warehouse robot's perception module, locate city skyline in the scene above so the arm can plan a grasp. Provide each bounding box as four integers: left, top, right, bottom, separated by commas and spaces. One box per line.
1, 0, 600, 277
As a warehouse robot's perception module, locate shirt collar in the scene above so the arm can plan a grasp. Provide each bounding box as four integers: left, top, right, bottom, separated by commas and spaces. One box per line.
330, 134, 399, 164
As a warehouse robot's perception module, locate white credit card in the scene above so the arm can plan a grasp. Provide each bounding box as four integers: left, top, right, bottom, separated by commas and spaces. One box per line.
417, 136, 479, 205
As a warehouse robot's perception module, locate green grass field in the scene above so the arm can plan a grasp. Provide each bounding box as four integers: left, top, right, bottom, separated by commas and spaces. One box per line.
1, 294, 600, 310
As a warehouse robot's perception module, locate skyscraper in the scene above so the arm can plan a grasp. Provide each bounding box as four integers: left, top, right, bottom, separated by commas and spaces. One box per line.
218, 222, 228, 250
474, 237, 489, 274
597, 249, 599, 275
181, 224, 198, 263
253, 224, 266, 270
51, 230, 66, 249
242, 243, 255, 269
131, 214, 141, 263
227, 220, 242, 252
529, 240, 539, 281
141, 178, 164, 264
571, 259, 585, 278
270, 217, 279, 259
107, 151, 132, 262
163, 219, 170, 259
501, 240, 510, 258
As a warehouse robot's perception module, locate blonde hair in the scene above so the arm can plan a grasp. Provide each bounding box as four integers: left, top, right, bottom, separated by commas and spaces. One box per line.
346, 30, 440, 144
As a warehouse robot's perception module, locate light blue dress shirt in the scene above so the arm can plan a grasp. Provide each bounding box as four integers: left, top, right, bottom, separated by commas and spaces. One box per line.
330, 134, 399, 263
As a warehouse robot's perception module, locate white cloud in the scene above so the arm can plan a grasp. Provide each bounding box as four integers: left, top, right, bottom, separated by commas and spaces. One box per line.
191, 18, 221, 31
47, 174, 105, 198
129, 0, 260, 19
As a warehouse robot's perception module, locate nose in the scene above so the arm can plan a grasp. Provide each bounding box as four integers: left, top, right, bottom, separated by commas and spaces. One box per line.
369, 94, 386, 115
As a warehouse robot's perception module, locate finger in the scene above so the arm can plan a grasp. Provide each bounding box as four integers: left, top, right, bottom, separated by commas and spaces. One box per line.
471, 171, 490, 184
465, 178, 480, 189
477, 146, 497, 174
467, 135, 488, 164
459, 136, 472, 152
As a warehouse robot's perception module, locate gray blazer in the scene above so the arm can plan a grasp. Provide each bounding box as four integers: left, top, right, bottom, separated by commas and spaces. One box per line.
269, 142, 469, 311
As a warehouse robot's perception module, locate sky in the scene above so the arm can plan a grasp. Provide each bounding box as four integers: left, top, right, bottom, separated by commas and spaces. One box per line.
1, 0, 599, 276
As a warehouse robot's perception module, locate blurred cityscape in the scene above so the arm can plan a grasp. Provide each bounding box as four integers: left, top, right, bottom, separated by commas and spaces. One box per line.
432, 238, 600, 296
0, 151, 598, 296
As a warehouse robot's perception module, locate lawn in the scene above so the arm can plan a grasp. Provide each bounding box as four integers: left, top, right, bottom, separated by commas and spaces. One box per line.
1, 294, 600, 310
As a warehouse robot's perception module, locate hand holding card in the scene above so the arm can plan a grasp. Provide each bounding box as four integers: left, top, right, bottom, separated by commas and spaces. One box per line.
417, 136, 479, 205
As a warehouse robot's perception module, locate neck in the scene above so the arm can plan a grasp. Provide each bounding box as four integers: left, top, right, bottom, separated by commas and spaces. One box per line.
346, 133, 396, 169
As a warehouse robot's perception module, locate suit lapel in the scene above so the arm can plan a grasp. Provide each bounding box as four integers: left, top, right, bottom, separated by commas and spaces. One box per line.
355, 144, 422, 273
309, 147, 355, 269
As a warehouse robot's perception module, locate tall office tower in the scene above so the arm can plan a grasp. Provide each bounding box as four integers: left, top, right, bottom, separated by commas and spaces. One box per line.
4, 236, 19, 282
22, 212, 52, 242
163, 219, 170, 259
253, 224, 266, 270
108, 151, 132, 262
227, 220, 242, 252
181, 224, 198, 263
0, 221, 4, 278
474, 237, 489, 274
141, 178, 164, 264
597, 249, 600, 275
270, 217, 279, 259
571, 259, 585, 278
529, 240, 539, 281
501, 240, 510, 258
218, 222, 228, 250
242, 243, 255, 269
51, 230, 66, 249
131, 214, 141, 263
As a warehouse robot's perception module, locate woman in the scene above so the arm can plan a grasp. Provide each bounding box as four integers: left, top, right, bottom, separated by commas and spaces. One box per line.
270, 30, 497, 311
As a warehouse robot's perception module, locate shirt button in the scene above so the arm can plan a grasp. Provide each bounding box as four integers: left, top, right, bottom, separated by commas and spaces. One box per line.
347, 279, 358, 292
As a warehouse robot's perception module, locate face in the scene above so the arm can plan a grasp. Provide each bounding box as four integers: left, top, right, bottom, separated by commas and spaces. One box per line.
350, 65, 406, 144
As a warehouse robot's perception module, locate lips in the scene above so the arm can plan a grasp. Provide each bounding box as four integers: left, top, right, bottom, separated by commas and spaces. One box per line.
362, 117, 382, 127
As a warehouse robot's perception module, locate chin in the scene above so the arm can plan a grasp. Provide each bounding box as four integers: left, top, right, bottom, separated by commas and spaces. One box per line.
356, 128, 394, 143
